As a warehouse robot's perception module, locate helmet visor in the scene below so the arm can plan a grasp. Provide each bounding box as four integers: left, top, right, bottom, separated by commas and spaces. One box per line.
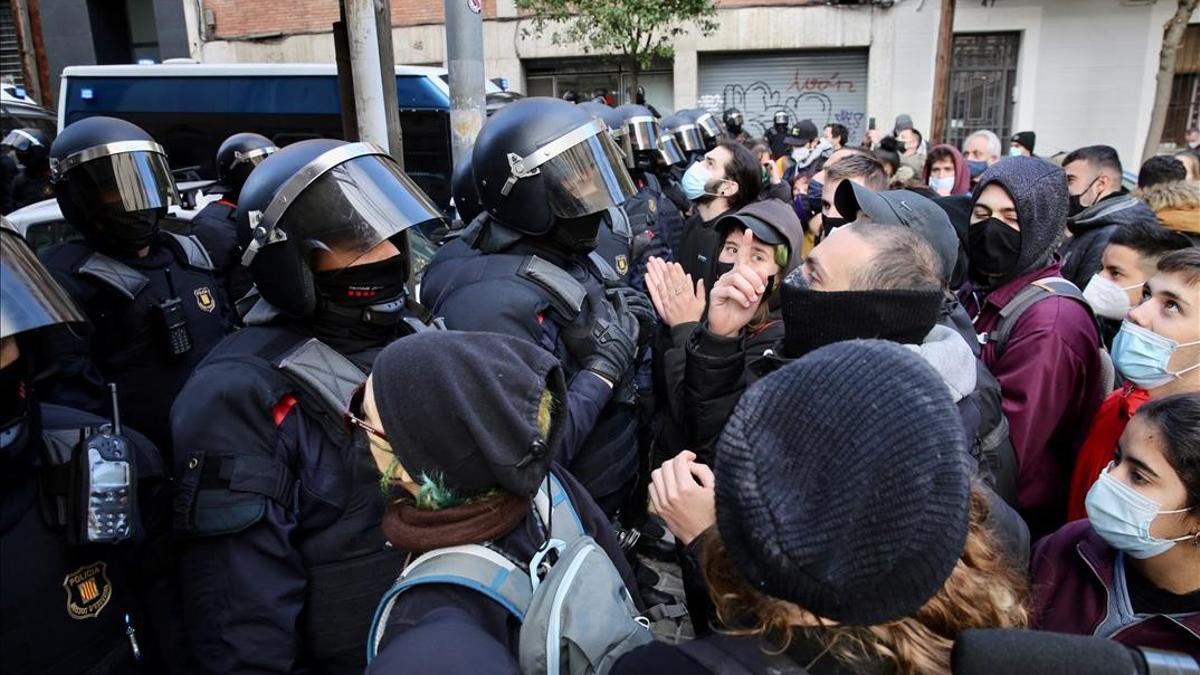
275, 153, 445, 263
670, 124, 705, 153
2, 130, 44, 153
694, 112, 722, 140
626, 116, 662, 153
1, 229, 87, 339
62, 150, 180, 216
658, 134, 685, 166
534, 128, 637, 217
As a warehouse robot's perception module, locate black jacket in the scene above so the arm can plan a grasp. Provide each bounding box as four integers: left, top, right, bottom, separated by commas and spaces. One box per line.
1060, 191, 1158, 289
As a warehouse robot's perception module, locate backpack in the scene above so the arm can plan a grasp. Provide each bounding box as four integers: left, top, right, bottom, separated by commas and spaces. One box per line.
366, 473, 653, 674
979, 277, 1116, 394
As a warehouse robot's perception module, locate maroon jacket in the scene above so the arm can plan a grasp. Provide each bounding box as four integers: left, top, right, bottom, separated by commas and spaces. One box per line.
1030, 520, 1200, 656
961, 262, 1103, 536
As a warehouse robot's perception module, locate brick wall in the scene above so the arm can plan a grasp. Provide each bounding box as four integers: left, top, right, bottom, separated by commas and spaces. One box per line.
206, 0, 498, 39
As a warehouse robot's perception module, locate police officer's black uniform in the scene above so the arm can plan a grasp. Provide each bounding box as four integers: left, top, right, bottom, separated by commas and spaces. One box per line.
0, 223, 178, 674
3, 128, 54, 211
170, 139, 445, 674
37, 117, 235, 454
765, 110, 792, 159
189, 132, 278, 303
420, 97, 653, 516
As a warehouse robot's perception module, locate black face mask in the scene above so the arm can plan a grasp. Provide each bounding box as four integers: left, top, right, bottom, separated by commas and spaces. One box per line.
967, 217, 1022, 289
780, 284, 944, 359
550, 211, 605, 254
95, 209, 162, 253
310, 256, 410, 353
1067, 177, 1099, 218
313, 256, 409, 308
821, 214, 851, 238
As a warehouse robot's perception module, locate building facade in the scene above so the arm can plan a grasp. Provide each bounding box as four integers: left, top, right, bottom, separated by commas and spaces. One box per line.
9, 0, 1200, 166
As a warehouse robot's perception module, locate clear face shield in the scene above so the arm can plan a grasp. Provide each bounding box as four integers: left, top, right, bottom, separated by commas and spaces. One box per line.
668, 123, 705, 154
52, 141, 181, 217
657, 134, 686, 167
1, 227, 87, 339
242, 144, 446, 274
625, 115, 663, 154
501, 117, 637, 217
694, 112, 723, 143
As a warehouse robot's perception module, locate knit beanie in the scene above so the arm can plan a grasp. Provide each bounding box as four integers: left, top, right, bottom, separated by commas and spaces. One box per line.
972, 156, 1068, 283
714, 340, 972, 626
1011, 131, 1036, 154
370, 330, 566, 497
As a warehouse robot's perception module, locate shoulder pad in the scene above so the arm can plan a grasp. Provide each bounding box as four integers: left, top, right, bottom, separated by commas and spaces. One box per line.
77, 253, 149, 300
606, 205, 633, 239
164, 231, 215, 271
274, 338, 365, 436
587, 250, 621, 284
520, 256, 587, 319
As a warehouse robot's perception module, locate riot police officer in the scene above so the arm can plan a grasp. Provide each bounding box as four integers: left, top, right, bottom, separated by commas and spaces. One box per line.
0, 222, 178, 674
686, 108, 723, 152
170, 139, 444, 674
38, 116, 235, 454
3, 128, 54, 211
766, 109, 792, 159
722, 107, 752, 145
612, 103, 681, 283
190, 132, 278, 303
420, 97, 654, 515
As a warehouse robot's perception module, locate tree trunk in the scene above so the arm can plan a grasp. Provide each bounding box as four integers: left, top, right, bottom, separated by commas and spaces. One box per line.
1142, 0, 1199, 162
627, 56, 641, 106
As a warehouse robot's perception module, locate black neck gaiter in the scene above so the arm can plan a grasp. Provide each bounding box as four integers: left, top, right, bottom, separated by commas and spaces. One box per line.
781, 283, 944, 359
309, 257, 410, 354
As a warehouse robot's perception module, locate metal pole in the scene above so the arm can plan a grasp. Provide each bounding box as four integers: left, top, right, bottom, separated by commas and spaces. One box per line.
343, 0, 391, 152
375, 0, 404, 167
444, 0, 486, 167
333, 16, 359, 142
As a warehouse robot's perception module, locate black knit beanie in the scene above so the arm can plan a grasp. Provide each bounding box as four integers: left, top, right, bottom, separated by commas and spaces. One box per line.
714, 340, 972, 626
370, 330, 566, 497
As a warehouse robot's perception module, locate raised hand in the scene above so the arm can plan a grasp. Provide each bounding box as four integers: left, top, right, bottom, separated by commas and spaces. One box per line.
706, 228, 768, 338
645, 256, 706, 328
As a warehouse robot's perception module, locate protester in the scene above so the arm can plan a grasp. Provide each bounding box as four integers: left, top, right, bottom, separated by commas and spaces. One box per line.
750, 142, 790, 203
923, 143, 972, 196
963, 129, 1002, 181
1135, 155, 1200, 245
361, 331, 641, 673
1031, 393, 1200, 654
1080, 221, 1193, 349
1067, 248, 1200, 523
961, 157, 1105, 537
675, 142, 761, 285
817, 152, 888, 234
1186, 127, 1200, 151
1010, 131, 1036, 157
1175, 148, 1200, 182
785, 119, 830, 176
1061, 145, 1159, 289
615, 340, 1028, 674
822, 122, 847, 151
898, 126, 926, 174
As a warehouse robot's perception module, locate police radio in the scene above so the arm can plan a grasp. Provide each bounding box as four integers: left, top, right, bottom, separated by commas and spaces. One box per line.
153, 268, 193, 357
72, 383, 136, 545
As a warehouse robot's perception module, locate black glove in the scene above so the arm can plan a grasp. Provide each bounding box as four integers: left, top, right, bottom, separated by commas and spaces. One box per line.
562, 291, 640, 385
606, 286, 656, 348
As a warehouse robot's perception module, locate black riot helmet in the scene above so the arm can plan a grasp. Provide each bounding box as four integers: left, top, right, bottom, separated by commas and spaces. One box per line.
472, 97, 636, 237
49, 116, 180, 253
206, 132, 278, 202
578, 101, 634, 167
723, 108, 744, 134
237, 139, 446, 318
773, 110, 790, 131
561, 89, 579, 104
686, 109, 723, 150
2, 128, 50, 173
451, 145, 483, 225
1, 221, 86, 342
661, 112, 705, 156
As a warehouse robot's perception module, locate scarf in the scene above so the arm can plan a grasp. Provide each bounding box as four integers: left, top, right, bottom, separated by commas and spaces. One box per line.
382, 490, 528, 553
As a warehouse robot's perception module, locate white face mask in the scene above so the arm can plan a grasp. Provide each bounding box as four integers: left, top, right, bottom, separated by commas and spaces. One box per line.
1085, 463, 1195, 559
1082, 273, 1141, 320
929, 176, 955, 195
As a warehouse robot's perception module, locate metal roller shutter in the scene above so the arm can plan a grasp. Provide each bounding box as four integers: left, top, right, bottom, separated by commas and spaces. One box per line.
698, 50, 869, 145
0, 0, 23, 88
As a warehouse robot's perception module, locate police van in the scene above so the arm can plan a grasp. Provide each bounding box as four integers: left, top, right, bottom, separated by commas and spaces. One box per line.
57, 62, 487, 212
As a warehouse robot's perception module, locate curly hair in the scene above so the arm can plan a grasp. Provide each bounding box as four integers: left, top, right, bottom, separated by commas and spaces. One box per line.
702, 485, 1029, 674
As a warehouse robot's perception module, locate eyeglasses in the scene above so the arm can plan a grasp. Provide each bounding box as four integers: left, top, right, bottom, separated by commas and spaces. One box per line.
344, 382, 388, 441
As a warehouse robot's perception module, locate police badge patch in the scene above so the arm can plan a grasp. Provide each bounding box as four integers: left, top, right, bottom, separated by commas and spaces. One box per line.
648, 198, 657, 214
615, 255, 629, 275
63, 562, 112, 619
194, 287, 216, 313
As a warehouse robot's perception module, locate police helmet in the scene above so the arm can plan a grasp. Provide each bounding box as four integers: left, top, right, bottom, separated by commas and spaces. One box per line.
773, 110, 790, 128
686, 109, 723, 149
206, 132, 278, 200
578, 101, 633, 167
1, 128, 50, 169
1, 220, 86, 340
49, 117, 180, 249
472, 97, 636, 236
657, 134, 686, 168
661, 113, 705, 154
613, 104, 663, 156
723, 108, 744, 131
451, 145, 483, 225
561, 90, 579, 104
237, 139, 445, 318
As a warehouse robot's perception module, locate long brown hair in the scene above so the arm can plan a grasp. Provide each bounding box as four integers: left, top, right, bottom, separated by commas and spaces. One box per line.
702, 485, 1028, 674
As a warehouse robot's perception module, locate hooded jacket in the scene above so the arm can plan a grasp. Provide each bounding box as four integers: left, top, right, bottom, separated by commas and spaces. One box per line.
1061, 190, 1159, 289
1135, 180, 1200, 245
960, 158, 1105, 538
923, 144, 972, 196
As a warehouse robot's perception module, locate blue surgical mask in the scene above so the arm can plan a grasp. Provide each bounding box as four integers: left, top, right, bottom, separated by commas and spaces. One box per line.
1008, 146, 1023, 157
681, 161, 725, 202
929, 176, 955, 194
1085, 463, 1194, 559
967, 159, 988, 179
1111, 320, 1200, 389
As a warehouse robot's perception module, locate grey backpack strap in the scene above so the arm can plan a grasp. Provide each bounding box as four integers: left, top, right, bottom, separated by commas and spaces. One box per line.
164, 231, 215, 271
533, 472, 586, 543
273, 338, 365, 434
984, 277, 1089, 359
519, 255, 587, 321
366, 544, 530, 662
76, 253, 149, 300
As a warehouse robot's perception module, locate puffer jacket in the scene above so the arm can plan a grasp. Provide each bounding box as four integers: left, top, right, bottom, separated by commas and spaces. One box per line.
1135, 180, 1200, 246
